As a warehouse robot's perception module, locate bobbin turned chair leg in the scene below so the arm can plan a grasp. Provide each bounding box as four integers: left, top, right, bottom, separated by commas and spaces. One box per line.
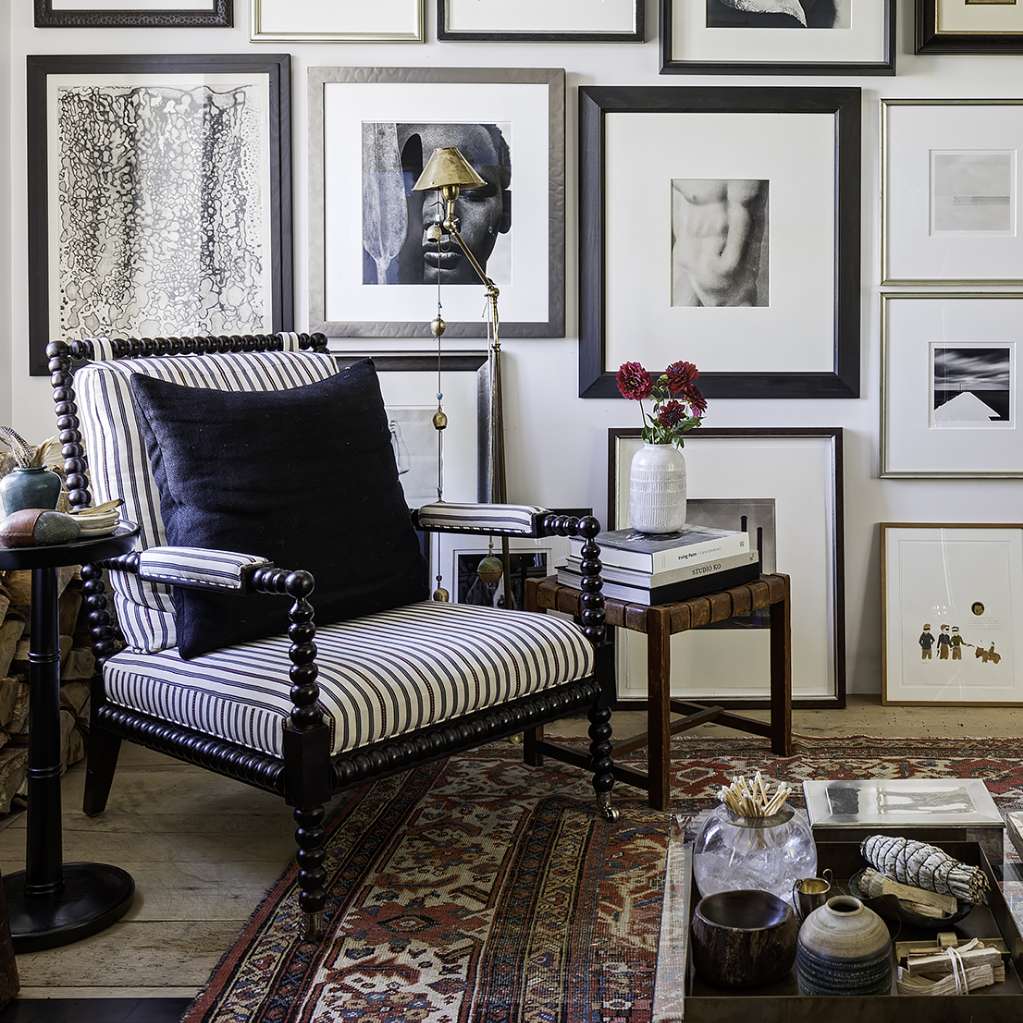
588, 697, 618, 822
295, 805, 327, 940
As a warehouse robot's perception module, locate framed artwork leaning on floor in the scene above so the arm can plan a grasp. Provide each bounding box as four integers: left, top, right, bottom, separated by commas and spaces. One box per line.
608, 427, 845, 707
882, 524, 1023, 705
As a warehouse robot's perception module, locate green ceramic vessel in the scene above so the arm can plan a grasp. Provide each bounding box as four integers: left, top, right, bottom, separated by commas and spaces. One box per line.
0, 467, 62, 517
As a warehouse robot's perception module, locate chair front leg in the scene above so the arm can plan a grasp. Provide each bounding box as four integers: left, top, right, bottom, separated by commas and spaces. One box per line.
588, 645, 619, 822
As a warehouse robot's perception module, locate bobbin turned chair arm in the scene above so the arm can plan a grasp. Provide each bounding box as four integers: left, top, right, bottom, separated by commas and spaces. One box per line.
414, 503, 607, 646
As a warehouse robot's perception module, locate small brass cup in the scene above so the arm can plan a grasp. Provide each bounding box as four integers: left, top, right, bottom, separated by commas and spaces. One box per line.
792, 869, 833, 922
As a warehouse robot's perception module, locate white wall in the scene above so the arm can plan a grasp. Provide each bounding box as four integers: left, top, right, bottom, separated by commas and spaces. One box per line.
0, 2, 11, 427
5, 0, 1023, 694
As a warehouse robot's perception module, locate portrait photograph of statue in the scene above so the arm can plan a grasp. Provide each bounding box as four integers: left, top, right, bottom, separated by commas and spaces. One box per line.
361, 122, 512, 287
670, 179, 770, 308
706, 0, 850, 29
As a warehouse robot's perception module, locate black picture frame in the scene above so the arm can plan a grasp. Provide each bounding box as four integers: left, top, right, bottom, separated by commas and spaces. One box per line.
26, 54, 292, 377
607, 426, 847, 710
915, 0, 1023, 54
437, 0, 643, 41
579, 86, 861, 400
35, 0, 232, 28
660, 0, 895, 75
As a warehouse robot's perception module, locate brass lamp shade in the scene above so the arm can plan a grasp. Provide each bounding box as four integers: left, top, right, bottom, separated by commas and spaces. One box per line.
412, 147, 486, 192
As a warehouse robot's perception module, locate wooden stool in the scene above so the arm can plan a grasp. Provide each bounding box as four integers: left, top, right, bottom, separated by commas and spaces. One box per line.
525, 573, 793, 811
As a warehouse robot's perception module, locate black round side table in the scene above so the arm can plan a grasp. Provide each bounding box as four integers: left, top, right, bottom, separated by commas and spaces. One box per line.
0, 525, 139, 953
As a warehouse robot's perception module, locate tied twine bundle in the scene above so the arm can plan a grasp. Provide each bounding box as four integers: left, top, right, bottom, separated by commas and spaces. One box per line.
718, 772, 793, 820
861, 835, 990, 905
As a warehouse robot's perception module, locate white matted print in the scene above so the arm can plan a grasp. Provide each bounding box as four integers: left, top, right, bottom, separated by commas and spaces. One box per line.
52, 0, 215, 7
309, 68, 564, 340
442, 0, 638, 36
883, 525, 1023, 705
611, 430, 843, 703
936, 0, 1023, 35
251, 0, 423, 40
884, 100, 1023, 284
882, 294, 1023, 477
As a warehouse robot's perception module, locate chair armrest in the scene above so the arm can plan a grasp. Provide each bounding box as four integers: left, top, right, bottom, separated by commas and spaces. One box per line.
414, 502, 548, 537
100, 546, 271, 591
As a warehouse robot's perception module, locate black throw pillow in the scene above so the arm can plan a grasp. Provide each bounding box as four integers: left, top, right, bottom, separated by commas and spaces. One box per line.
129, 359, 428, 659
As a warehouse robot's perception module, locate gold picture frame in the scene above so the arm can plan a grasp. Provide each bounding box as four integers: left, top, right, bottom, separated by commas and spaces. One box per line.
250, 0, 424, 41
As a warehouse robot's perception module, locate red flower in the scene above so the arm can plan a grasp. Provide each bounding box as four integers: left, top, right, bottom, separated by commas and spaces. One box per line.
657, 399, 687, 429
665, 360, 699, 396
616, 361, 653, 401
687, 387, 708, 416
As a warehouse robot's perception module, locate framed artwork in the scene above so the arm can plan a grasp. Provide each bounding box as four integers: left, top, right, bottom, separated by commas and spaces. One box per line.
333, 353, 490, 508
579, 86, 861, 400
251, 0, 423, 41
438, 0, 643, 41
881, 293, 1023, 479
609, 428, 846, 707
661, 0, 895, 75
35, 0, 232, 27
917, 0, 1023, 53
882, 524, 1023, 705
309, 67, 565, 340
26, 54, 292, 378
882, 100, 1023, 286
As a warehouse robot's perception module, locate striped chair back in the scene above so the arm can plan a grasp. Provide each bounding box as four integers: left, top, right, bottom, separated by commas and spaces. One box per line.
57, 332, 335, 653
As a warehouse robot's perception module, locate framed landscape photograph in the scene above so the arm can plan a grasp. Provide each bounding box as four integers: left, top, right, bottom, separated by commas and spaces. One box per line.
882, 100, 1023, 286
609, 427, 846, 707
251, 0, 423, 41
882, 524, 1023, 705
309, 67, 565, 340
35, 0, 232, 27
917, 0, 1023, 53
579, 86, 861, 399
661, 0, 895, 75
26, 54, 292, 377
881, 293, 1023, 478
438, 0, 643, 41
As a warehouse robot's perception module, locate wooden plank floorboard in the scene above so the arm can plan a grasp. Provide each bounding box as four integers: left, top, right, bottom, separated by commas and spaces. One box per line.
0, 997, 190, 1022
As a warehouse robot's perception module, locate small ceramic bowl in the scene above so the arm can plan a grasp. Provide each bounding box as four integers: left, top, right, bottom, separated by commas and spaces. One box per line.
690, 889, 798, 989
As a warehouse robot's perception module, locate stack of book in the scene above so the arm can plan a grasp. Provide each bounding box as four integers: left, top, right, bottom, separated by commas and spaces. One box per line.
558, 526, 759, 606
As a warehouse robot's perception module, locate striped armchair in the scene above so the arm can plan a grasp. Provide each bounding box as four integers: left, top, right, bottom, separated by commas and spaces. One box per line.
47, 332, 616, 940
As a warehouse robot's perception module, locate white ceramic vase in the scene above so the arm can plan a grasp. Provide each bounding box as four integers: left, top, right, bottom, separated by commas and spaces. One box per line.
629, 443, 687, 534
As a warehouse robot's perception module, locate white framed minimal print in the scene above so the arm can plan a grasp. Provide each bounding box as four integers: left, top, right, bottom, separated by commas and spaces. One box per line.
882, 524, 1023, 705
251, 0, 423, 41
882, 99, 1023, 285
438, 0, 643, 41
609, 428, 845, 705
309, 68, 565, 340
881, 294, 1023, 478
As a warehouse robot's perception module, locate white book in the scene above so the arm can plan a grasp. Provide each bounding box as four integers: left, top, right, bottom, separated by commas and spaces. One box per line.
569, 526, 749, 574
562, 549, 759, 588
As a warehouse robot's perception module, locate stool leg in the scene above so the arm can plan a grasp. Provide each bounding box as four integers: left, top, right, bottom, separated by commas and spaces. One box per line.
647, 610, 672, 811
770, 595, 793, 757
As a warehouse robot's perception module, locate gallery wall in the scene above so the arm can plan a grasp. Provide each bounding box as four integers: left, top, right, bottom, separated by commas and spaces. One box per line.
0, 4, 11, 427
4, 0, 1023, 694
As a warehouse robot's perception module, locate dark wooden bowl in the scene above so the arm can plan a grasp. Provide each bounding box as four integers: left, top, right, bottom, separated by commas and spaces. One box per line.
691, 890, 799, 989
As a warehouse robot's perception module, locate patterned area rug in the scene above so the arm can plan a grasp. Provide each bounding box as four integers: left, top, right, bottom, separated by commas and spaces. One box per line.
184, 735, 1023, 1022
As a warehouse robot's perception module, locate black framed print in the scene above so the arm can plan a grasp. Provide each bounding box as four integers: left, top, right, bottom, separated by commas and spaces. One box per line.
438, 0, 643, 41
26, 54, 293, 377
35, 1, 232, 28
661, 0, 895, 75
579, 86, 861, 400
917, 0, 1023, 53
309, 67, 565, 340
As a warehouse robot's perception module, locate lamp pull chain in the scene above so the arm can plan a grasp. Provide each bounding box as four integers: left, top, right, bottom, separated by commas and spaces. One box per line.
429, 208, 450, 603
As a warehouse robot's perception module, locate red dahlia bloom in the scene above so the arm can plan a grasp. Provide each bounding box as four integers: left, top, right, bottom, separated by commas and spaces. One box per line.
616, 361, 653, 401
657, 399, 687, 429
665, 360, 699, 396
687, 387, 708, 416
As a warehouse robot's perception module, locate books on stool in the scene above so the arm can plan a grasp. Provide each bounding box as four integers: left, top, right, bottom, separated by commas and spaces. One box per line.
559, 526, 759, 606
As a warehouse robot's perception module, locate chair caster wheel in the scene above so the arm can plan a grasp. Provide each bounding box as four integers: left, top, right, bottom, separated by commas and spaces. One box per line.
598, 794, 619, 822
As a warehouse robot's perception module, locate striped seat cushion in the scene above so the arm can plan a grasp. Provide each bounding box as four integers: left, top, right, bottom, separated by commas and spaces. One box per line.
103, 601, 594, 758
416, 502, 545, 536
74, 341, 338, 653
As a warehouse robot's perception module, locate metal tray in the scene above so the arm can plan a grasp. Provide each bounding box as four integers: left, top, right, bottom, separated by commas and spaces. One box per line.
653, 840, 1023, 1022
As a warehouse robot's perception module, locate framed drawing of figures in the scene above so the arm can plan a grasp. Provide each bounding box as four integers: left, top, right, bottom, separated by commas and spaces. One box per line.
917, 0, 1023, 53
882, 524, 1023, 705
579, 87, 861, 399
881, 293, 1023, 478
26, 54, 292, 377
251, 0, 424, 41
882, 100, 1023, 286
438, 0, 643, 42
35, 1, 232, 27
309, 68, 565, 340
661, 0, 895, 75
609, 427, 846, 707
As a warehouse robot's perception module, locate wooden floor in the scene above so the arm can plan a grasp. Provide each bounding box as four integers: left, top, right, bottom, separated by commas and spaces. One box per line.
1, 696, 1020, 1006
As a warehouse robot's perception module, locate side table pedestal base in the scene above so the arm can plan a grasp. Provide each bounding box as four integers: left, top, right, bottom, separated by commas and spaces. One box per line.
4, 862, 135, 953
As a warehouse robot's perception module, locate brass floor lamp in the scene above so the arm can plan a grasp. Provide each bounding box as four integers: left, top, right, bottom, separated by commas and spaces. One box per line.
413, 147, 513, 598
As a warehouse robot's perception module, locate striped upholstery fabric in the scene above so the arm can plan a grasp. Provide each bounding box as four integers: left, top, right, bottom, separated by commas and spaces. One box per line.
75, 346, 338, 653
137, 547, 269, 591
103, 601, 595, 758
417, 502, 545, 536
